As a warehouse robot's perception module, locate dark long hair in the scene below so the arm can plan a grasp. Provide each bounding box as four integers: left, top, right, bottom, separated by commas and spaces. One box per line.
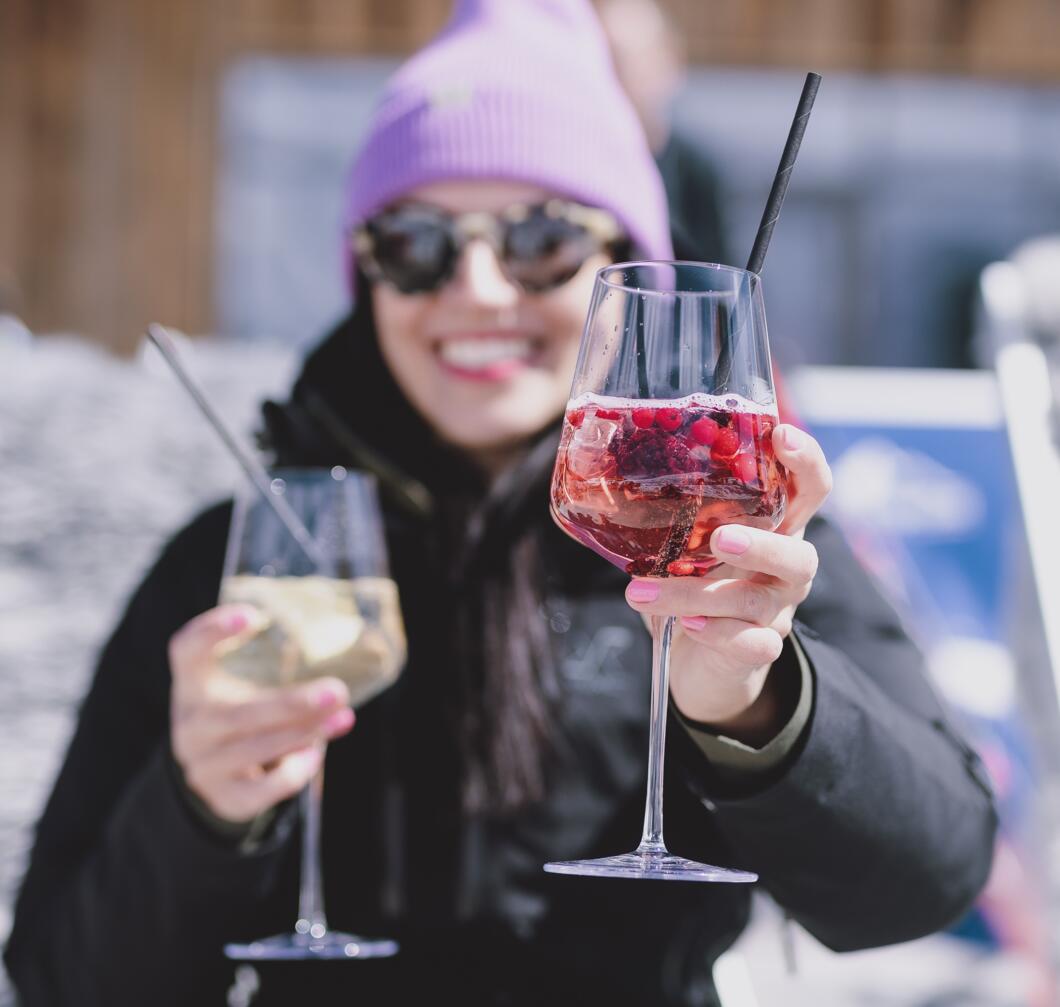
261, 277, 564, 816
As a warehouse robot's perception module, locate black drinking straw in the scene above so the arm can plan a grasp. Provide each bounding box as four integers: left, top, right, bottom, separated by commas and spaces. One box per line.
746, 72, 821, 276
715, 71, 821, 391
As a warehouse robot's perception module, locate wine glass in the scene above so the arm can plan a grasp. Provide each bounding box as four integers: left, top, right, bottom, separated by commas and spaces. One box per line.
547, 261, 788, 881
220, 467, 407, 957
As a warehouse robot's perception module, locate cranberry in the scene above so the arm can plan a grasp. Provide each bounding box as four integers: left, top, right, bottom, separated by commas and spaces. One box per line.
731, 453, 760, 484
631, 407, 656, 429
567, 408, 585, 428
656, 408, 683, 432
595, 407, 621, 420
710, 427, 740, 461
689, 417, 720, 445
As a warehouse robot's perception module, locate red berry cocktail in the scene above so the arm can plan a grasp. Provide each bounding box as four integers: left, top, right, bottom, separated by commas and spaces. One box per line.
544, 261, 784, 884
552, 395, 786, 577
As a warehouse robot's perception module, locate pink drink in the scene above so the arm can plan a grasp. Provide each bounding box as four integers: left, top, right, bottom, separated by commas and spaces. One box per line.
550, 395, 788, 576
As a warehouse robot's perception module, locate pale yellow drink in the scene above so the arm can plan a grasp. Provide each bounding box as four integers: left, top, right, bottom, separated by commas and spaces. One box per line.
218, 575, 405, 707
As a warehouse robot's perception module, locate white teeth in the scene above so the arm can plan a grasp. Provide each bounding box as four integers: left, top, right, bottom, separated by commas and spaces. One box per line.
438, 338, 533, 370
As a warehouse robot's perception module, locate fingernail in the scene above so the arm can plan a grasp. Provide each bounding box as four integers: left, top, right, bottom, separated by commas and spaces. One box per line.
313, 684, 343, 709
323, 707, 354, 734
680, 616, 708, 632
715, 526, 750, 555
780, 425, 805, 451
627, 580, 661, 603
222, 609, 250, 632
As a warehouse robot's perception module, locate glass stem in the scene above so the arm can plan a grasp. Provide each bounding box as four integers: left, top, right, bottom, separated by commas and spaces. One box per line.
638, 614, 674, 855
296, 761, 328, 939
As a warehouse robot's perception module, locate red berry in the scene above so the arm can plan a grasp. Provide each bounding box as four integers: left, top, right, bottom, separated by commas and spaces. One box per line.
656, 408, 683, 432
731, 453, 759, 483
710, 427, 740, 460
631, 407, 656, 429
567, 408, 585, 428
595, 407, 621, 420
668, 559, 695, 577
689, 416, 720, 445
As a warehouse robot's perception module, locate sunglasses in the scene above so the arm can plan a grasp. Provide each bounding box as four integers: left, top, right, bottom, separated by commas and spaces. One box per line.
352, 199, 624, 295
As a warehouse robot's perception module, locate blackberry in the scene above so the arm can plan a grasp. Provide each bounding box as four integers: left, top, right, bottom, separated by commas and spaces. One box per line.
614, 429, 691, 477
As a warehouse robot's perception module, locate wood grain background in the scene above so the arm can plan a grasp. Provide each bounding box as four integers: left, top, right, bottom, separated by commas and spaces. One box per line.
1, 0, 1057, 353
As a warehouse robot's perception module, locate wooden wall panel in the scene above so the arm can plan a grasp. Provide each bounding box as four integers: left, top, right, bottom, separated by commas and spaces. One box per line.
0, 0, 29, 314
690, 0, 1060, 78
0, 0, 216, 352
220, 0, 449, 55
3, 0, 94, 332
2, 0, 1058, 354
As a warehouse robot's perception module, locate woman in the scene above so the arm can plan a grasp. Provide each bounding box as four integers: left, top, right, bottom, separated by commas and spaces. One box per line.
5, 2, 996, 1005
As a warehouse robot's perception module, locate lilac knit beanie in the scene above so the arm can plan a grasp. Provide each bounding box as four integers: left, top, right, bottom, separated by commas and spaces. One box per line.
344, 0, 673, 273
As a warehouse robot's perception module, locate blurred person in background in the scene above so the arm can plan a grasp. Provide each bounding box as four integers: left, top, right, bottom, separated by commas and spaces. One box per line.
4, 1, 996, 1005
598, 0, 728, 264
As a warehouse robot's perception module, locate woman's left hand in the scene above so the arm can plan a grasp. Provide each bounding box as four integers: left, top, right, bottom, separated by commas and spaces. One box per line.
624, 424, 832, 746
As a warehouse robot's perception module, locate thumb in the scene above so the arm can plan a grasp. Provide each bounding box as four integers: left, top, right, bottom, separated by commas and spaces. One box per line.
772, 424, 832, 535
168, 604, 268, 680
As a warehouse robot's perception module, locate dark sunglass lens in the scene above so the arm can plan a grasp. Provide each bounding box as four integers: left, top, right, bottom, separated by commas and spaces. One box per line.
370, 213, 455, 293
504, 211, 598, 292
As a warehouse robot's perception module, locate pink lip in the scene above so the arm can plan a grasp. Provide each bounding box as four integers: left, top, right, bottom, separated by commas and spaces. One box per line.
437, 358, 530, 383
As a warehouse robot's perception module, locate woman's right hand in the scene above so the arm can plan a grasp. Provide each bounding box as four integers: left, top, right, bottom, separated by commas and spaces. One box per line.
168, 604, 354, 824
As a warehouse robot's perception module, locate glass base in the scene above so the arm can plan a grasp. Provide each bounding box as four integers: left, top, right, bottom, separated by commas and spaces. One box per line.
544, 849, 757, 883
224, 929, 399, 961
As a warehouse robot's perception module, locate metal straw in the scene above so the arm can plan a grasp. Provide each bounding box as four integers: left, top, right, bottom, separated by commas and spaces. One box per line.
145, 323, 326, 570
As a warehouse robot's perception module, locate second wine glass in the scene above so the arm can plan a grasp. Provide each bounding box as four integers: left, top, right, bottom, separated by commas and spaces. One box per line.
548, 261, 788, 881
220, 467, 407, 958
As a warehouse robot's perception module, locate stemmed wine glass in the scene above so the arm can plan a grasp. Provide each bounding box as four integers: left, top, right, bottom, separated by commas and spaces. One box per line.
547, 261, 788, 881
220, 467, 407, 957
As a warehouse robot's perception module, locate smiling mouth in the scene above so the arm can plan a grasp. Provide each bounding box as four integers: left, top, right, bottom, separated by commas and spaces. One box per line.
433, 334, 542, 381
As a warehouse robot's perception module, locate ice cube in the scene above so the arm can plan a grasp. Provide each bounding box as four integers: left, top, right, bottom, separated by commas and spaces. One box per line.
567, 416, 620, 480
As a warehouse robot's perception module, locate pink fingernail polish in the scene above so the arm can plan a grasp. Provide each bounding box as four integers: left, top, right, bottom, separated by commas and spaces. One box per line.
324, 708, 354, 734
223, 609, 249, 632
715, 526, 750, 555
680, 616, 708, 632
781, 425, 805, 451
627, 580, 661, 603
314, 685, 342, 709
